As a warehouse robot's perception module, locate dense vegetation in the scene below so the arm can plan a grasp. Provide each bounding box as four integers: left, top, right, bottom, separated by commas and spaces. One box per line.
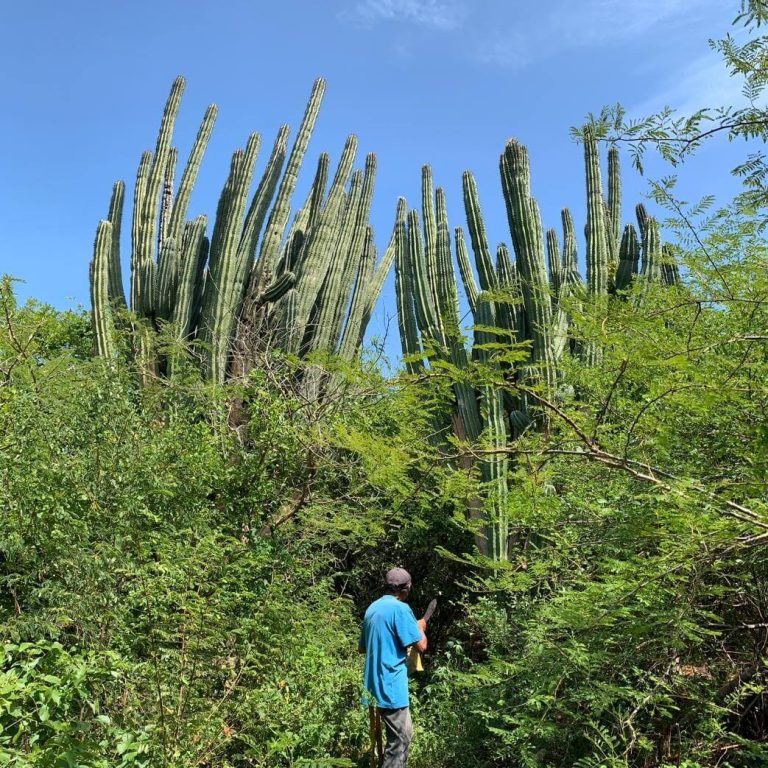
3, 3, 768, 767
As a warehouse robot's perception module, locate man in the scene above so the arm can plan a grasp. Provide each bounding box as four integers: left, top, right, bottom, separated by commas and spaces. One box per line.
359, 567, 428, 768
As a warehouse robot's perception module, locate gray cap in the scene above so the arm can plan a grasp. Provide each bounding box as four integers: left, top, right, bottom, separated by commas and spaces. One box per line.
385, 567, 412, 590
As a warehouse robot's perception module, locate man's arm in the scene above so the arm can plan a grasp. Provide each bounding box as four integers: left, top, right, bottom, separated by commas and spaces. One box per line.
413, 618, 427, 654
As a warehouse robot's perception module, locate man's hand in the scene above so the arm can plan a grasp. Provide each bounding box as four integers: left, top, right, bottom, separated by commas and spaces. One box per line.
415, 618, 428, 653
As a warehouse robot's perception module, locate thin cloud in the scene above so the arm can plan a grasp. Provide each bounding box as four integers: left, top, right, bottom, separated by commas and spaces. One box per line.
475, 0, 723, 70
631, 52, 751, 118
550, 0, 719, 48
348, 0, 466, 31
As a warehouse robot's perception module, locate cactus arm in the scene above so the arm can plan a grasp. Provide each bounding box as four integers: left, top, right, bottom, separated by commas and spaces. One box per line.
634, 217, 663, 307
615, 224, 639, 292
496, 243, 525, 344
155, 237, 179, 322
292, 135, 358, 342
158, 146, 177, 250
546, 228, 561, 300
408, 208, 444, 348
583, 126, 611, 364
455, 226, 479, 314
172, 215, 208, 340
421, 166, 439, 299
136, 77, 185, 319
420, 166, 446, 342
662, 244, 681, 286
435, 187, 461, 331
584, 126, 609, 298
326, 153, 378, 352
106, 181, 126, 306
349, 197, 404, 355
474, 293, 509, 561
603, 199, 620, 291
200, 133, 262, 382
635, 203, 649, 241
257, 271, 296, 304
500, 139, 556, 392
303, 166, 366, 355
253, 78, 326, 287
394, 207, 423, 373
462, 171, 498, 291
167, 104, 218, 244
608, 145, 621, 249
238, 124, 290, 282
560, 208, 579, 276
339, 226, 377, 360
494, 242, 514, 284
91, 221, 117, 358
640, 217, 663, 282
275, 287, 299, 352
130, 151, 152, 315
306, 152, 330, 231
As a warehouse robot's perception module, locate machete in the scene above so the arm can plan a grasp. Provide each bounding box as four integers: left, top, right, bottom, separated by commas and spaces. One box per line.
422, 598, 437, 623
407, 598, 437, 673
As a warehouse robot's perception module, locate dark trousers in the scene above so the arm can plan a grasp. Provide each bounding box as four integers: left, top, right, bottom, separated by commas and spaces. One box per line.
379, 706, 413, 768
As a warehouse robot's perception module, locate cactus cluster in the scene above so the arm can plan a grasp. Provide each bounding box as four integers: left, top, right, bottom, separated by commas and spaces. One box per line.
88, 80, 684, 561
394, 130, 680, 560
89, 77, 393, 385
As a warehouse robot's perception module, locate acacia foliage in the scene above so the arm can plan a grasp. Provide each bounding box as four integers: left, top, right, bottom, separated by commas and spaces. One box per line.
408, 199, 768, 767
0, 276, 452, 767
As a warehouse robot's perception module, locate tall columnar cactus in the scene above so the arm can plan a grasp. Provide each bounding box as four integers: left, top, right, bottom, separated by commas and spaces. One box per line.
582, 126, 611, 365
171, 215, 209, 342
337, 197, 403, 361
560, 208, 580, 283
249, 78, 326, 295
394, 204, 423, 374
640, 216, 663, 283
106, 182, 126, 306
500, 140, 557, 394
130, 77, 185, 319
199, 133, 263, 382
608, 146, 621, 252
304, 153, 377, 356
463, 171, 498, 292
546, 228, 561, 301
90, 221, 117, 359
474, 293, 509, 561
584, 126, 610, 298
90, 77, 391, 388
454, 226, 479, 314
391, 132, 674, 561
661, 245, 681, 286
494, 243, 525, 346
615, 224, 640, 291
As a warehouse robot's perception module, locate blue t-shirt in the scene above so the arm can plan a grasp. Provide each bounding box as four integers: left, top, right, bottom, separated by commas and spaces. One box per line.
360, 595, 423, 709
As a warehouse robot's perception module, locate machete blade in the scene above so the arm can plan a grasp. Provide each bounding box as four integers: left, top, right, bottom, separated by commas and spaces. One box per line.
422, 598, 437, 623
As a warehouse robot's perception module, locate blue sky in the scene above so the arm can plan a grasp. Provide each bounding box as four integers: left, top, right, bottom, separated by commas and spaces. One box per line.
0, 0, 747, 351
